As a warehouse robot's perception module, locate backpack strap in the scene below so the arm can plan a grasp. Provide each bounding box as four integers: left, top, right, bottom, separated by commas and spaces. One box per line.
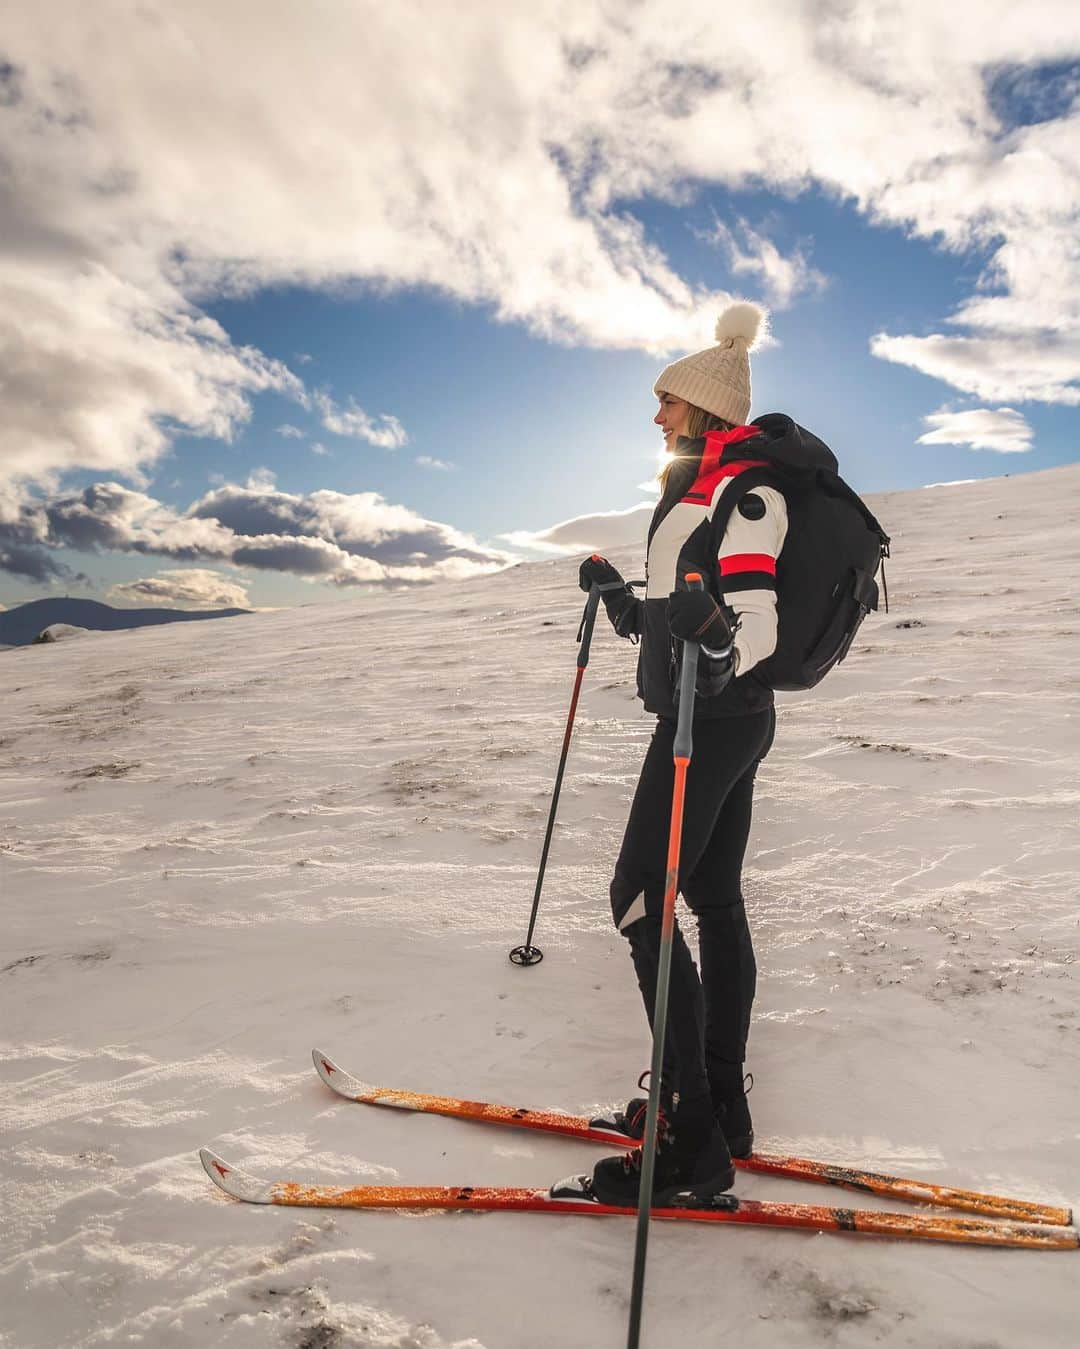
705, 465, 782, 594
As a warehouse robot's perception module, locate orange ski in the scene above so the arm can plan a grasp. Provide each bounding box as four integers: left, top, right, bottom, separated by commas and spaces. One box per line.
200, 1151, 1078, 1251
311, 1050, 1071, 1228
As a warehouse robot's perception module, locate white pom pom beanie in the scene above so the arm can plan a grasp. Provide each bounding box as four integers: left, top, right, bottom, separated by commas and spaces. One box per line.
653, 301, 767, 427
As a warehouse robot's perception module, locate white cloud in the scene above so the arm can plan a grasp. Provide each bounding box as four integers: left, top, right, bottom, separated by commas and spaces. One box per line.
503, 501, 654, 554
313, 392, 408, 449
108, 569, 251, 609
706, 218, 826, 309
0, 263, 300, 489
0, 480, 62, 581
917, 406, 1035, 453
275, 424, 306, 439
3, 476, 514, 587
187, 480, 516, 584
416, 455, 455, 471
45, 482, 234, 559
1, 0, 1079, 501
872, 330, 1080, 405
310, 442, 330, 457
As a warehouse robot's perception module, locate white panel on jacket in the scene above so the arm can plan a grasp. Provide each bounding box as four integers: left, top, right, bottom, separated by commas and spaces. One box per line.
714, 486, 789, 676
645, 502, 707, 598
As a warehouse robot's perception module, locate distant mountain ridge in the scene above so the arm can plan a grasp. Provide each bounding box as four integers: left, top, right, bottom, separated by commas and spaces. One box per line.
0, 598, 251, 648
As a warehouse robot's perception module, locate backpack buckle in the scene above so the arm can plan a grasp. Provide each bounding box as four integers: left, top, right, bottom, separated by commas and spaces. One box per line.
852, 569, 879, 614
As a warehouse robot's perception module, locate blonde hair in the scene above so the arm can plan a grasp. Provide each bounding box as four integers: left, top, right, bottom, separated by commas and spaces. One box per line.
657, 399, 735, 492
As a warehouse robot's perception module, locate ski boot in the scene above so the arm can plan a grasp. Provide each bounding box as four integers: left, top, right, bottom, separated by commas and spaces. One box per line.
711, 1069, 754, 1160
588, 1099, 735, 1207
592, 1069, 755, 1159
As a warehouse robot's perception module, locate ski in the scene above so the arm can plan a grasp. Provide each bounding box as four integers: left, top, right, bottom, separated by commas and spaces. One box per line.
311, 1049, 1072, 1228
199, 1150, 1078, 1251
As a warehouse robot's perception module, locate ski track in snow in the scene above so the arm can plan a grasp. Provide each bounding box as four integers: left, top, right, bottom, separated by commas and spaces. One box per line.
1, 465, 1079, 1347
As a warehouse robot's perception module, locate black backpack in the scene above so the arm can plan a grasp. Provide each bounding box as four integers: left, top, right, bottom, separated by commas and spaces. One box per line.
708, 414, 890, 692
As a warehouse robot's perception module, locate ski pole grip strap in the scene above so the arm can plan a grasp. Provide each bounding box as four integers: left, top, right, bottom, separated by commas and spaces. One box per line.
576, 587, 603, 666
674, 575, 703, 760
576, 580, 627, 664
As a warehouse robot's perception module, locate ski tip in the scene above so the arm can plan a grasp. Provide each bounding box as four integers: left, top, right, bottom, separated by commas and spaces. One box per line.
311, 1048, 375, 1100
311, 1048, 350, 1093
311, 1047, 336, 1078
199, 1148, 274, 1204
200, 1147, 233, 1189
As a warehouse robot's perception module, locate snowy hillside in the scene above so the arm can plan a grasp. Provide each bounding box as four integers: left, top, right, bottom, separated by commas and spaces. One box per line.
2, 464, 1079, 1348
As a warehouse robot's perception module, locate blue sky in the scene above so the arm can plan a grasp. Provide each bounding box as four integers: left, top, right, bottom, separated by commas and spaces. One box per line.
192, 185, 1075, 525
2, 5, 1078, 611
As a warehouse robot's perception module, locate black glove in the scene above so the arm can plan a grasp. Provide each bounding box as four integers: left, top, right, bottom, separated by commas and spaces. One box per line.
579, 554, 641, 640
579, 554, 624, 592
667, 589, 735, 652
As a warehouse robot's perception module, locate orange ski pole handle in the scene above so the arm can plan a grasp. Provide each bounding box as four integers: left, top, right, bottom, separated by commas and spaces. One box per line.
627, 573, 705, 1349
662, 759, 689, 942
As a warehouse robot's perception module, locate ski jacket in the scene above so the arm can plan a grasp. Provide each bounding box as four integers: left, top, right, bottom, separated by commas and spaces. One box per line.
616, 423, 789, 719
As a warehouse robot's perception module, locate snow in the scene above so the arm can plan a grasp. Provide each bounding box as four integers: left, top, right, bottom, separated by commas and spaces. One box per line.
2, 462, 1079, 1348
36, 624, 91, 643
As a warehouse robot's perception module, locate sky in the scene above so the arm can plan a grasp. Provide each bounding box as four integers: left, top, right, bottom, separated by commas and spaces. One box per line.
1, 1, 1078, 611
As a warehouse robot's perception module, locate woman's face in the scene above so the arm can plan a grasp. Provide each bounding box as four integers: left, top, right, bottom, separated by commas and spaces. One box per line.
654, 392, 690, 453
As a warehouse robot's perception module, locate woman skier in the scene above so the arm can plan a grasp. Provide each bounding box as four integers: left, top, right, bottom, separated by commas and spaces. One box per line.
579, 302, 784, 1206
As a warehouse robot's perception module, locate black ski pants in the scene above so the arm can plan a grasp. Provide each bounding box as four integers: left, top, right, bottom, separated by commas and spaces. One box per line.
609, 706, 775, 1112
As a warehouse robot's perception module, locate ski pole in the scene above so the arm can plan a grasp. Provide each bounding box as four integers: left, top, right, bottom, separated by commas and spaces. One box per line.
625, 574, 703, 1349
509, 563, 630, 967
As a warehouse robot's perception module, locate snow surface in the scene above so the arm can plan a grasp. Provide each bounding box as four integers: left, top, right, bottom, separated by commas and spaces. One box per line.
36, 625, 91, 643
2, 464, 1079, 1348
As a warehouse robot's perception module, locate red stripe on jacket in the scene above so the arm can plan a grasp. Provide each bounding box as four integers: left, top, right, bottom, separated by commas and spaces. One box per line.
682, 426, 768, 504
718, 553, 777, 576
698, 424, 762, 476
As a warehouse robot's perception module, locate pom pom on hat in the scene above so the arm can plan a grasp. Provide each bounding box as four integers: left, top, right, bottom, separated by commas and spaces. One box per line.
714, 301, 766, 350
653, 299, 767, 425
